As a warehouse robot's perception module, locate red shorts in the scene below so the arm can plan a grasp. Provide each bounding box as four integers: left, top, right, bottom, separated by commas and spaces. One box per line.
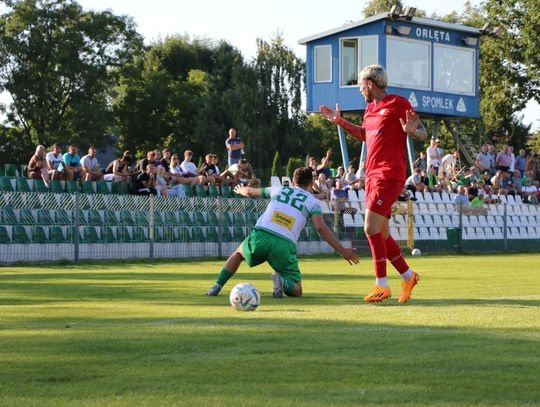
365, 178, 404, 218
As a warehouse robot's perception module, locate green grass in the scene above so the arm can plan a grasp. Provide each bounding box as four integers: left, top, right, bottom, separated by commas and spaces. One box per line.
0, 253, 539, 406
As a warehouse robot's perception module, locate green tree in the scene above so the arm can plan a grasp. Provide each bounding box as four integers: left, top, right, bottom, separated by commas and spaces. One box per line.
285, 157, 303, 178
0, 0, 142, 150
271, 151, 282, 177
363, 0, 402, 17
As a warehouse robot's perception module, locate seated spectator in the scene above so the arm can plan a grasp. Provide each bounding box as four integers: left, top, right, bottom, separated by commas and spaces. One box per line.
159, 149, 171, 170
398, 187, 414, 202
437, 173, 453, 193
330, 179, 356, 214
441, 150, 459, 179
490, 170, 505, 195
355, 161, 366, 182
312, 173, 330, 201
457, 168, 475, 187
154, 166, 169, 197
345, 164, 363, 190
405, 168, 423, 200
62, 144, 82, 181
133, 164, 157, 195
317, 149, 334, 188
181, 150, 207, 184
521, 179, 539, 204
510, 170, 523, 196
81, 147, 103, 181
335, 166, 350, 189
135, 151, 156, 174
104, 153, 132, 187
169, 154, 199, 186
153, 150, 164, 168
199, 154, 222, 185
419, 169, 429, 191
413, 151, 427, 171
233, 159, 261, 188
27, 145, 50, 187
427, 166, 440, 192
454, 185, 470, 207
46, 143, 66, 180
468, 180, 480, 200
470, 191, 488, 215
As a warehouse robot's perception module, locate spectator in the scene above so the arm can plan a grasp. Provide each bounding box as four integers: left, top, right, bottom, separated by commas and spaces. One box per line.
335, 166, 349, 188
398, 187, 414, 202
199, 154, 221, 185
27, 145, 49, 187
419, 169, 429, 189
169, 154, 199, 186
488, 144, 497, 174
153, 150, 163, 167
496, 144, 513, 172
508, 146, 516, 173
526, 151, 538, 176
46, 143, 65, 180
454, 185, 470, 207
490, 170, 505, 195
470, 191, 488, 215
62, 144, 82, 181
133, 164, 157, 195
441, 150, 459, 179
80, 146, 103, 181
180, 150, 207, 184
521, 178, 538, 204
413, 151, 427, 171
159, 149, 171, 170
426, 138, 441, 172
355, 161, 366, 183
427, 166, 439, 191
330, 179, 356, 214
307, 156, 318, 180
501, 170, 517, 197
510, 170, 523, 195
317, 148, 333, 187
468, 180, 480, 200
136, 151, 156, 174
345, 164, 363, 190
225, 128, 244, 166
312, 173, 331, 201
514, 149, 527, 177
235, 159, 261, 188
437, 173, 453, 193
104, 153, 132, 187
405, 168, 423, 200
154, 166, 169, 197
475, 145, 491, 174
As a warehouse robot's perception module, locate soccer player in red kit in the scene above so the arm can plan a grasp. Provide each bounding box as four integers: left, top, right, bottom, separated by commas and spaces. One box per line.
321, 65, 427, 303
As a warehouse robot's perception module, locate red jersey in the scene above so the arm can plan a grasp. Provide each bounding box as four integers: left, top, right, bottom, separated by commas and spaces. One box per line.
362, 94, 413, 182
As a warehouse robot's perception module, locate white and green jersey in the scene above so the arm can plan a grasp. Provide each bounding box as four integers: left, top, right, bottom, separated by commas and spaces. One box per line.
255, 186, 323, 245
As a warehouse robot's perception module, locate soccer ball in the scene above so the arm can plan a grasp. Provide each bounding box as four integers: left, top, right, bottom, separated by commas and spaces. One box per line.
411, 248, 422, 256
229, 283, 260, 311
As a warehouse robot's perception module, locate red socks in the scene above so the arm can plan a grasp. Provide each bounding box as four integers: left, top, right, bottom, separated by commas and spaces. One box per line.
367, 232, 387, 278
385, 235, 410, 275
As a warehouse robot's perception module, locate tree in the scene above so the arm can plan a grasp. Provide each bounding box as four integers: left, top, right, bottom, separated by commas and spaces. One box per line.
363, 0, 402, 18
0, 0, 142, 150
271, 151, 282, 177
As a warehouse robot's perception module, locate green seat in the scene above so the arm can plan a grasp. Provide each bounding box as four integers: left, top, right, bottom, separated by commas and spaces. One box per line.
65, 227, 74, 242
208, 185, 219, 197
101, 226, 116, 242
87, 210, 102, 225
13, 226, 29, 243
80, 181, 95, 194
37, 209, 54, 225
31, 226, 47, 243
132, 226, 148, 242
66, 180, 79, 193
206, 226, 218, 242
50, 180, 64, 193
221, 212, 232, 226
176, 227, 190, 242
20, 209, 36, 224
220, 185, 233, 198
20, 164, 28, 177
96, 181, 110, 194
299, 229, 309, 241
0, 176, 14, 192
55, 209, 73, 224
32, 179, 49, 193
163, 211, 180, 226
135, 211, 149, 226
190, 226, 205, 242
156, 227, 174, 242
117, 226, 131, 242
221, 227, 232, 242
194, 185, 207, 197
153, 212, 165, 226
246, 212, 259, 226
49, 226, 65, 243
119, 211, 135, 226
308, 227, 321, 241
232, 226, 245, 241
4, 163, 19, 177
110, 181, 125, 194
82, 226, 99, 243
1, 208, 17, 224
232, 212, 245, 226
178, 211, 191, 226
193, 211, 207, 226
206, 211, 219, 226
104, 210, 118, 224
16, 177, 31, 192
182, 185, 194, 197
0, 226, 11, 243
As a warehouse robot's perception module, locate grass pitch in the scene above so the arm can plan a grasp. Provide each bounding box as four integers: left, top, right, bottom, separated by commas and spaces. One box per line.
0, 253, 539, 406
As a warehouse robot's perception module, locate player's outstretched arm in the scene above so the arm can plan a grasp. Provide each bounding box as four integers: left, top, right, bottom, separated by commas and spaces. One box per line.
234, 185, 263, 198
312, 214, 359, 265
320, 104, 365, 141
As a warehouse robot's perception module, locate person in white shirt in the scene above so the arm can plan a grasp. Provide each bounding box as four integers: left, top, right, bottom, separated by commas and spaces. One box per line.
46, 143, 65, 180
426, 138, 442, 171
441, 150, 460, 179
169, 154, 198, 186
180, 150, 207, 185
80, 146, 103, 181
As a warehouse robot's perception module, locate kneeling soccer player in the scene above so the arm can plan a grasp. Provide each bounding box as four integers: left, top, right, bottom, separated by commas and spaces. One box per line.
206, 167, 359, 298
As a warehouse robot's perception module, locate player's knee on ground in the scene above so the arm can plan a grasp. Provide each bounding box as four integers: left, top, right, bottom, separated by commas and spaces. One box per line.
285, 282, 302, 297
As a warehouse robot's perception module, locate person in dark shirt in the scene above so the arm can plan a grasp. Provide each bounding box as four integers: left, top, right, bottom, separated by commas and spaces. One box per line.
133, 164, 157, 195
199, 154, 224, 186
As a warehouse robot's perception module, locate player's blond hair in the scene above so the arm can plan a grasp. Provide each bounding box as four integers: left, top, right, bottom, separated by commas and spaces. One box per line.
359, 65, 387, 89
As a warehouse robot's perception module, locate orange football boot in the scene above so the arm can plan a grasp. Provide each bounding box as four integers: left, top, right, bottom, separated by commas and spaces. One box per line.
364, 286, 392, 303
398, 271, 420, 304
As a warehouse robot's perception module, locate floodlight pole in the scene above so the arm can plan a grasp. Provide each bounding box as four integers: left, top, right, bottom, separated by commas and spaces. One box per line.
337, 125, 350, 169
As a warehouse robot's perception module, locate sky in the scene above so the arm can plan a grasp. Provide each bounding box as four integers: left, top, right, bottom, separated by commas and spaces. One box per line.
3, 0, 539, 131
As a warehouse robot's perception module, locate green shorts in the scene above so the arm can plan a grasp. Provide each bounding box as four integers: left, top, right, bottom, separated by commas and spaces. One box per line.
242, 228, 301, 283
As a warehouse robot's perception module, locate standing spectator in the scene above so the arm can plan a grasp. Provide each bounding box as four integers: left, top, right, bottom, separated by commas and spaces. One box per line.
80, 147, 103, 181
104, 153, 132, 187
27, 145, 50, 187
475, 144, 491, 174
46, 143, 65, 180
436, 139, 444, 170
62, 144, 82, 181
526, 151, 538, 176
317, 148, 333, 187
307, 156, 319, 180
441, 150, 459, 179
169, 154, 199, 186
488, 144, 497, 174
320, 64, 426, 303
413, 151, 427, 171
496, 145, 513, 172
225, 128, 244, 166
514, 148, 527, 177
180, 150, 207, 184
426, 138, 441, 172
508, 146, 516, 173
133, 164, 157, 196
